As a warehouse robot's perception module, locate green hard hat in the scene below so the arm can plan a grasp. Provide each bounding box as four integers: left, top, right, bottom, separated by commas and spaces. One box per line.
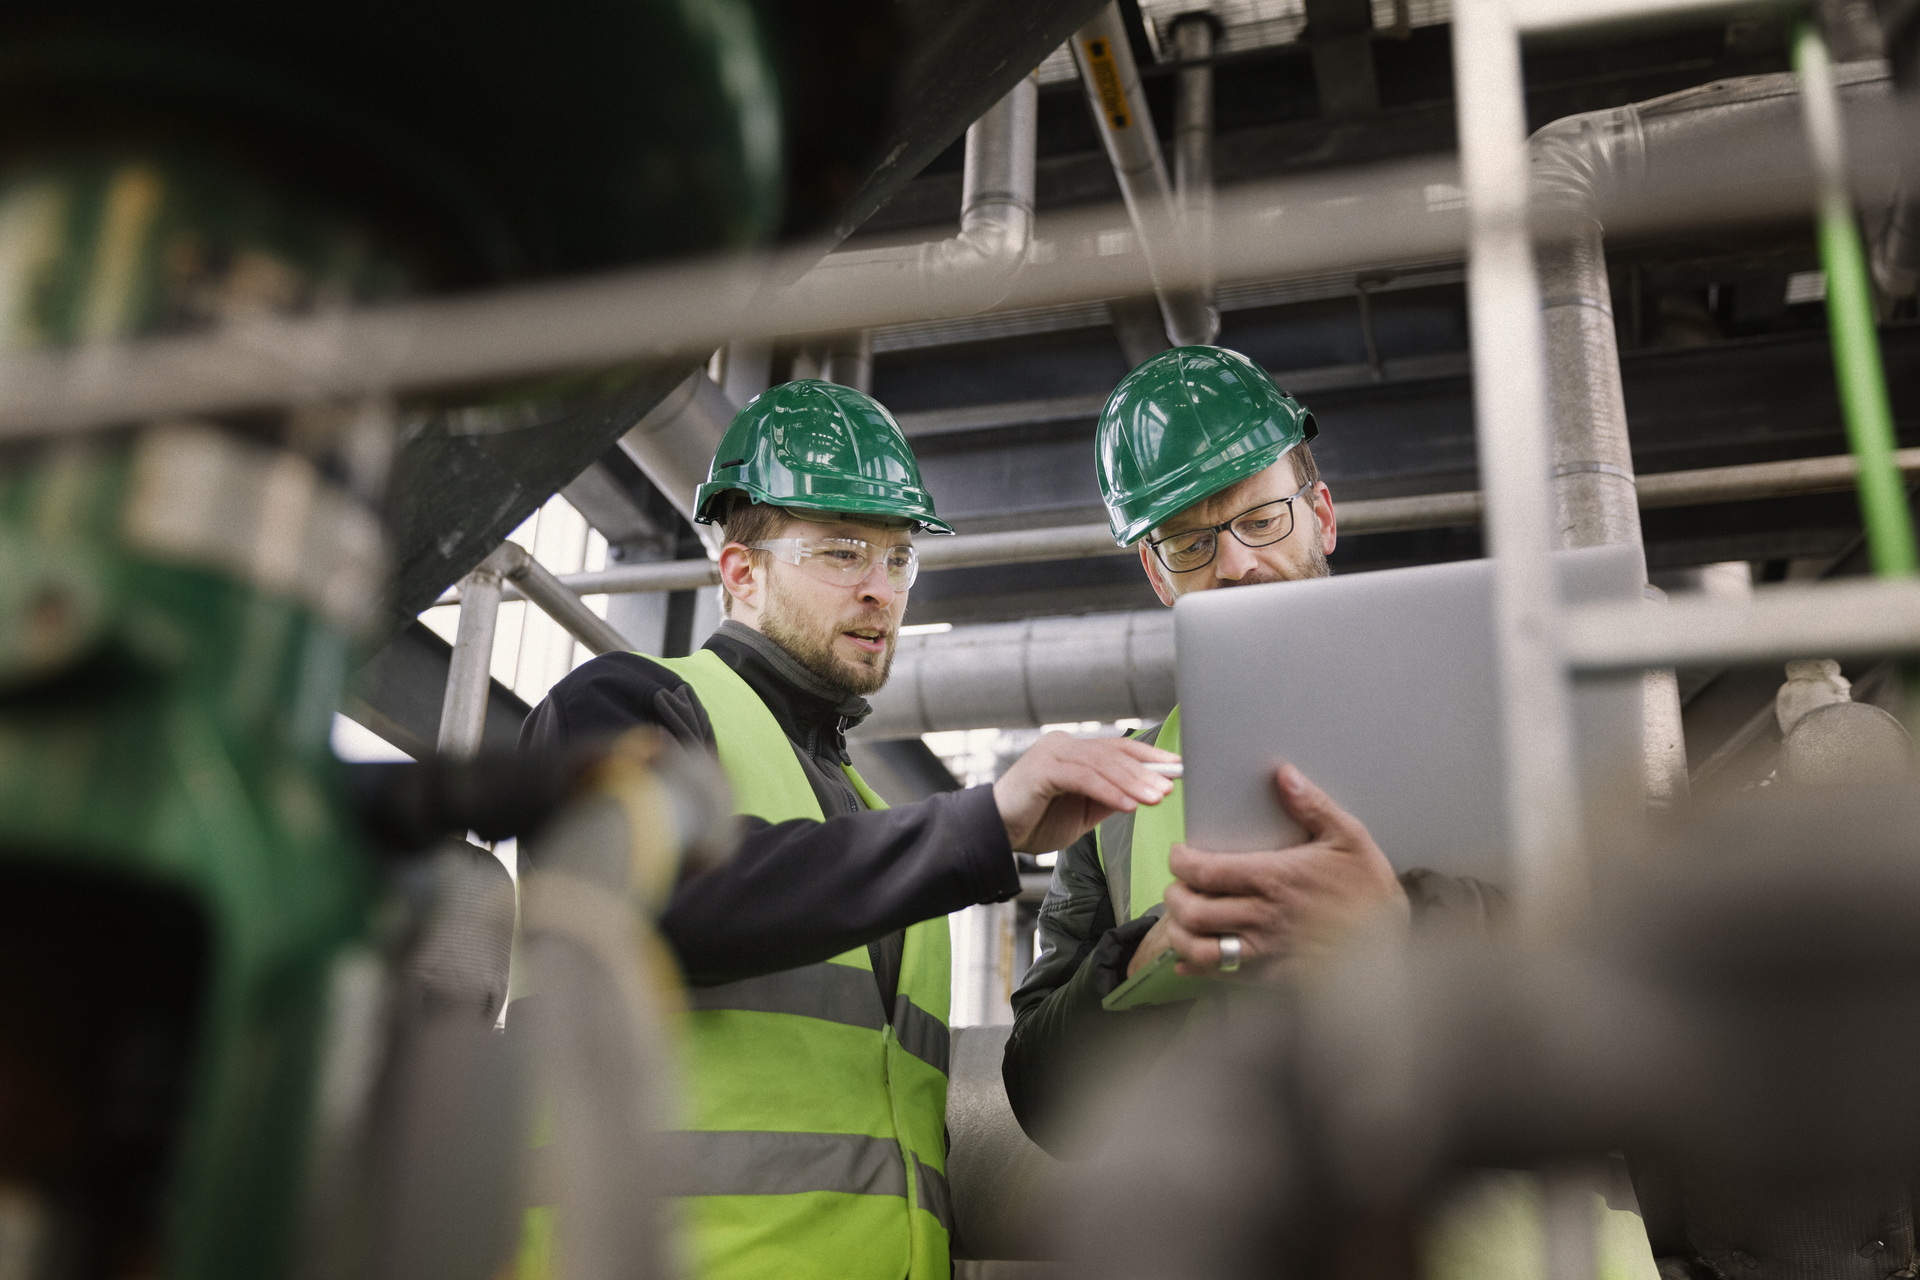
1095, 346, 1318, 546
694, 380, 955, 534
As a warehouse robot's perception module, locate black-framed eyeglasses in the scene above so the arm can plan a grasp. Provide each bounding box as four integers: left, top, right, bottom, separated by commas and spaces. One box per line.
1145, 482, 1314, 574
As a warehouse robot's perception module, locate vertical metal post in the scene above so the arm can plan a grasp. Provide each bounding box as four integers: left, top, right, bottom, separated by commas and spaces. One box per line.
1455, 6, 1594, 1279
438, 549, 509, 757
1451, 0, 1586, 920
1172, 13, 1218, 320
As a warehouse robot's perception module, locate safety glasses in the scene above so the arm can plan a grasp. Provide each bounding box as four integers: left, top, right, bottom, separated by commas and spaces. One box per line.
748, 537, 920, 590
1145, 481, 1313, 573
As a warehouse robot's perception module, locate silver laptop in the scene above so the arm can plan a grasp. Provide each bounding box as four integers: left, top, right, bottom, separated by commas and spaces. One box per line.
1174, 545, 1645, 887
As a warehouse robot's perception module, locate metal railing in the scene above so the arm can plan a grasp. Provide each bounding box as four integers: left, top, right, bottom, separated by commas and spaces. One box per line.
436, 540, 630, 758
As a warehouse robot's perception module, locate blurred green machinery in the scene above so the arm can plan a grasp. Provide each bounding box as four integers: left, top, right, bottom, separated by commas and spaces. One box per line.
0, 4, 884, 1277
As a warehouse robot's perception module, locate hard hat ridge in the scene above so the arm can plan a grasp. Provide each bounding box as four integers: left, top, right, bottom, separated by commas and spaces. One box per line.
694, 379, 954, 534
1095, 346, 1318, 546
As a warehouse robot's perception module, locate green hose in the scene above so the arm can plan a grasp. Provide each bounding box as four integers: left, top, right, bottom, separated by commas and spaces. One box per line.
1796, 24, 1918, 578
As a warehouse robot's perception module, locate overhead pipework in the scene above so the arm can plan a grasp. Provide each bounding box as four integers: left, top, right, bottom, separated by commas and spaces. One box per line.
774, 74, 1039, 322
1072, 3, 1219, 348
614, 368, 737, 555
1527, 64, 1891, 806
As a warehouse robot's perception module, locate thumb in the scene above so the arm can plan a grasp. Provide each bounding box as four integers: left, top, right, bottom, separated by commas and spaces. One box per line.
1273, 762, 1361, 847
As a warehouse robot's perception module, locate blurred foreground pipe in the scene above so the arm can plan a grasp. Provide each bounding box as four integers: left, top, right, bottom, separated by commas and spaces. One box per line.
946, 1025, 1060, 1261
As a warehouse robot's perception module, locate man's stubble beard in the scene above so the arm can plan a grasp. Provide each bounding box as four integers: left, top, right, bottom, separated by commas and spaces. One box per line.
759, 569, 897, 697
1209, 536, 1332, 592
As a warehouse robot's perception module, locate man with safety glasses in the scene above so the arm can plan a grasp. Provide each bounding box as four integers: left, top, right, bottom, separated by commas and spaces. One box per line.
1000, 346, 1482, 1153
521, 378, 1177, 1280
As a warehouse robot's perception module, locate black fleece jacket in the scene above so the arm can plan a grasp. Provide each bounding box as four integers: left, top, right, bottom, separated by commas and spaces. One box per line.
519, 621, 1019, 987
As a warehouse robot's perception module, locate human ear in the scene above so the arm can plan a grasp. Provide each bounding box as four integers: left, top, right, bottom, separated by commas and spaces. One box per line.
1139, 542, 1178, 608
1311, 483, 1337, 556
719, 543, 761, 611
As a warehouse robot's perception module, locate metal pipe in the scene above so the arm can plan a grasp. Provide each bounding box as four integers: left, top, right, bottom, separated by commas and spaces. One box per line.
1520, 65, 1893, 809
1072, 4, 1219, 348
438, 446, 1920, 605
778, 75, 1038, 320
497, 543, 633, 656
1171, 13, 1220, 320
821, 330, 875, 395
855, 610, 1175, 740
1564, 576, 1920, 673
438, 546, 511, 757
1872, 184, 1920, 300
616, 370, 735, 556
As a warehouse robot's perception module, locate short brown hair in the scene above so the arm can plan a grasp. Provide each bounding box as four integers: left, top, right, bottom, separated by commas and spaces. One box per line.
1289, 442, 1319, 489
716, 497, 793, 616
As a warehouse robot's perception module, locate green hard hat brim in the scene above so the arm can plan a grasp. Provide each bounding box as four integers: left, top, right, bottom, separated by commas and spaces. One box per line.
1109, 416, 1317, 546
694, 476, 956, 536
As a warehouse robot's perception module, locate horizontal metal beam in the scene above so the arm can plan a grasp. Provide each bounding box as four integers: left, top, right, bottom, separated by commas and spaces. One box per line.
1563, 577, 1920, 672
437, 447, 1920, 604
892, 352, 1476, 439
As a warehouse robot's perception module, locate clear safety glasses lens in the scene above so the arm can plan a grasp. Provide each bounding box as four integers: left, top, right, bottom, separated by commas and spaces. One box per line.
751, 538, 919, 590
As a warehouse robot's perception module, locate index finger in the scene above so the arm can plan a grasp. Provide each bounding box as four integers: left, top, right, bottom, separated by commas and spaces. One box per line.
1110, 736, 1180, 764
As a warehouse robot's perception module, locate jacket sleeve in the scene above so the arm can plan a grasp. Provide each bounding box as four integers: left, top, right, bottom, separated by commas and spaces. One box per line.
521, 653, 1020, 987
666, 786, 1016, 985
1000, 849, 1513, 1158
1001, 831, 1191, 1158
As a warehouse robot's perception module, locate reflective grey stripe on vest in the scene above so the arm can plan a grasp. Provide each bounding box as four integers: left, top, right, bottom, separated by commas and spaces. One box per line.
912, 1154, 953, 1231
681, 1130, 908, 1199
893, 994, 950, 1076
688, 962, 886, 1031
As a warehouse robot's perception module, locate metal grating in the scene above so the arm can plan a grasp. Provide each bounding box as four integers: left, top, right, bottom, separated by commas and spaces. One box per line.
1034, 0, 1453, 84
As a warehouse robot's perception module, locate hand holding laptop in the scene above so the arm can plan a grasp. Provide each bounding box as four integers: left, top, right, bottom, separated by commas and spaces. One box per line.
1129, 762, 1408, 981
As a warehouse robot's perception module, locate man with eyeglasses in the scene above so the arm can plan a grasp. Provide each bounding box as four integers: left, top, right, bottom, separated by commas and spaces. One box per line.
520, 378, 1178, 1280
1001, 346, 1508, 1152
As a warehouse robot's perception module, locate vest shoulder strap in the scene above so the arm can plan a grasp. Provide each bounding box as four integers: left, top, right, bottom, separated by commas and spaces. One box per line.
651, 650, 824, 823
1127, 706, 1185, 921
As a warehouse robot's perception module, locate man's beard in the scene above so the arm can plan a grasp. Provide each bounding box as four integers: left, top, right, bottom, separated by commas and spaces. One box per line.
760, 572, 897, 696
1218, 536, 1331, 588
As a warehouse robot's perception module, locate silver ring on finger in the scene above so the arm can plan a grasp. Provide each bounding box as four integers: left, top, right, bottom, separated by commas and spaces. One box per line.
1218, 933, 1243, 974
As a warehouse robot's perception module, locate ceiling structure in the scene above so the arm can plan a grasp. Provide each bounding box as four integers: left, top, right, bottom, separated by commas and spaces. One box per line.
358, 0, 1920, 779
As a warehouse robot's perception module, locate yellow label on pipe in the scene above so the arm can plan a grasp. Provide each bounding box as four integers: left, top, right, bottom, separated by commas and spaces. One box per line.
1082, 36, 1134, 130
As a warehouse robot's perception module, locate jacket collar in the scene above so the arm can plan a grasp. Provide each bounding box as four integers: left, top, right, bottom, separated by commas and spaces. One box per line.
704, 620, 873, 752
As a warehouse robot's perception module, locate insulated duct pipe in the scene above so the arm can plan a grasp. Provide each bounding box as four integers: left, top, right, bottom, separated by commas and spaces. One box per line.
775, 76, 1038, 321
1072, 4, 1219, 347
1525, 67, 1889, 805
615, 369, 736, 554
1529, 68, 1892, 548
854, 611, 1174, 740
